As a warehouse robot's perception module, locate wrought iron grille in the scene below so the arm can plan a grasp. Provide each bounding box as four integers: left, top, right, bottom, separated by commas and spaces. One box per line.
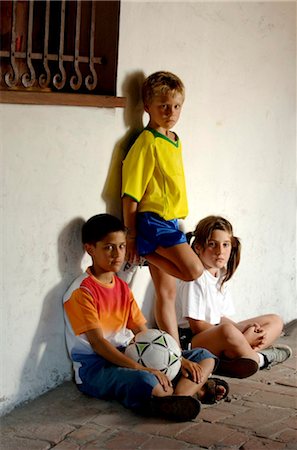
0, 0, 120, 95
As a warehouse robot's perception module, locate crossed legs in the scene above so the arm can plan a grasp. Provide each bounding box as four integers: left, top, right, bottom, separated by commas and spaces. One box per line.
191, 314, 284, 363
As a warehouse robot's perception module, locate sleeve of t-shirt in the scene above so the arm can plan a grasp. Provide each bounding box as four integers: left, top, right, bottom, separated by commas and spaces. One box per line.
126, 291, 147, 330
221, 283, 236, 317
64, 288, 101, 336
178, 279, 207, 321
122, 133, 155, 201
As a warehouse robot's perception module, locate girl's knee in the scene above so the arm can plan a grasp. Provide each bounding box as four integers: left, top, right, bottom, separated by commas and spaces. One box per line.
273, 314, 283, 326
220, 322, 237, 335
269, 314, 283, 331
219, 323, 244, 343
261, 313, 283, 330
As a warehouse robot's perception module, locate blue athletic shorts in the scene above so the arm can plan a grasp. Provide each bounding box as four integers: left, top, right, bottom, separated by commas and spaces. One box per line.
136, 212, 187, 256
73, 347, 217, 411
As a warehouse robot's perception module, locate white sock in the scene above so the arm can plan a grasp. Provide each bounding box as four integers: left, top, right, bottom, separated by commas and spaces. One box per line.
257, 352, 265, 368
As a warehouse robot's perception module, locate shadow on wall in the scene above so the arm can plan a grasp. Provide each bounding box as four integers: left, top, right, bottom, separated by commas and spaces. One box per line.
102, 70, 156, 327
17, 217, 85, 409
102, 70, 146, 218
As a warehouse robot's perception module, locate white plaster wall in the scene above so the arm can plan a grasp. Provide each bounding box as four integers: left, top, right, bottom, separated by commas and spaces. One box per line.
118, 0, 296, 322
0, 1, 296, 415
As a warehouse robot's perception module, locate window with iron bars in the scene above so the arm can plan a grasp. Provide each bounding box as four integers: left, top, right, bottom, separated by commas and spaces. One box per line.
0, 0, 124, 107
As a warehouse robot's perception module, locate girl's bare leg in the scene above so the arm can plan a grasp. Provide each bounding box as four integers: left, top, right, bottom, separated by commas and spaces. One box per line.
149, 264, 179, 343
191, 322, 259, 363
237, 314, 283, 351
146, 243, 203, 281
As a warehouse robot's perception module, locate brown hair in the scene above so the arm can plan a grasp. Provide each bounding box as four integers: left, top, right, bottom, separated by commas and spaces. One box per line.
142, 71, 185, 106
188, 216, 241, 288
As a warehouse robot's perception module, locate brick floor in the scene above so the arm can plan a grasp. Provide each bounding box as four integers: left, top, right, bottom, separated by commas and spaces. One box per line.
0, 322, 296, 450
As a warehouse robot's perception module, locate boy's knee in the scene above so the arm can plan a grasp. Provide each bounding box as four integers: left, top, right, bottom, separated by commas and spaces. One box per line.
123, 370, 159, 410
134, 370, 158, 392
181, 266, 202, 282
152, 383, 174, 397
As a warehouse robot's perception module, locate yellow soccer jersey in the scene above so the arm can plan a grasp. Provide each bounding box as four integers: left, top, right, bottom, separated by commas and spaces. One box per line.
122, 128, 188, 221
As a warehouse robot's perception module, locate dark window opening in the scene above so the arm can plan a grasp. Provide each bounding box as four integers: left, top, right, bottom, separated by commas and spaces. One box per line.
0, 0, 121, 97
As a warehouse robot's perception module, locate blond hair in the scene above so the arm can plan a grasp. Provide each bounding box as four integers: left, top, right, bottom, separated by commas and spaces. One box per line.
142, 71, 185, 106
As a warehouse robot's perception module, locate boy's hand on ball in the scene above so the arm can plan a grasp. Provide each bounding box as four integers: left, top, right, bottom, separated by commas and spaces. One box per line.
145, 368, 172, 391
181, 358, 203, 384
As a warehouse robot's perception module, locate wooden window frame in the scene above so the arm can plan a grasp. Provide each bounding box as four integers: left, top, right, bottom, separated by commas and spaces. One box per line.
0, 0, 125, 108
0, 90, 125, 108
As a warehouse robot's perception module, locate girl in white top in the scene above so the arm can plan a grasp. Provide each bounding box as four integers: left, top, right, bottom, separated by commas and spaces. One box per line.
176, 216, 291, 378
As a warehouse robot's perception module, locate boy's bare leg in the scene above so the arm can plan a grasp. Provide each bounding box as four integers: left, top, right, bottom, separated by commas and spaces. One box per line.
149, 264, 179, 343
174, 358, 215, 397
152, 359, 227, 403
191, 322, 259, 363
152, 383, 174, 397
236, 314, 283, 351
146, 243, 203, 281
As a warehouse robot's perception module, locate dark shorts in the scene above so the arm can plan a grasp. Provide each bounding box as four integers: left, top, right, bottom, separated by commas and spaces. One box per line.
137, 212, 187, 256
178, 327, 194, 350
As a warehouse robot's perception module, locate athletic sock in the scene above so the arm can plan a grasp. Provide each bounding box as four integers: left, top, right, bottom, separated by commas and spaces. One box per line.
257, 352, 266, 368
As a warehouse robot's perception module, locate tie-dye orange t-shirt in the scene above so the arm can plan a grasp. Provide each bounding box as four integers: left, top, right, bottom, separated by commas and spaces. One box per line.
64, 268, 146, 347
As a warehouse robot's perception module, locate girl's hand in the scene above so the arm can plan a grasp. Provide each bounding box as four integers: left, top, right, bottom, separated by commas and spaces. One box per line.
243, 325, 267, 350
145, 367, 172, 392
181, 357, 204, 384
241, 322, 261, 334
125, 237, 139, 264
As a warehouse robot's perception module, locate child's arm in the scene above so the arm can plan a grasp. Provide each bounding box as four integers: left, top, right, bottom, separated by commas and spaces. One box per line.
188, 318, 214, 334
180, 318, 214, 383
122, 195, 139, 264
86, 326, 172, 390
86, 326, 142, 369
221, 316, 267, 350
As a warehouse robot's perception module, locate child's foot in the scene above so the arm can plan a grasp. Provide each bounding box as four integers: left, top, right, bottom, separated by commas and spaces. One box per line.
148, 395, 201, 422
197, 377, 230, 404
260, 344, 292, 370
215, 357, 259, 378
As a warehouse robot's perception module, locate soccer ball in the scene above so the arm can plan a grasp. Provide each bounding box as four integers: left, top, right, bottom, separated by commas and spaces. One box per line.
125, 329, 182, 380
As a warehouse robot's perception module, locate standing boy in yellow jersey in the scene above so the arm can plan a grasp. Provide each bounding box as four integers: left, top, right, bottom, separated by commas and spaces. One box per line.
122, 72, 204, 362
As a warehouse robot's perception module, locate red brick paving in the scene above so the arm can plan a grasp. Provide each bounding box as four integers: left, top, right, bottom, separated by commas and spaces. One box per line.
1, 324, 296, 449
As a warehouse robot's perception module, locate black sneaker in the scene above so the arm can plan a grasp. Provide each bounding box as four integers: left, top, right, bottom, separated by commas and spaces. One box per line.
148, 395, 201, 422
215, 357, 259, 378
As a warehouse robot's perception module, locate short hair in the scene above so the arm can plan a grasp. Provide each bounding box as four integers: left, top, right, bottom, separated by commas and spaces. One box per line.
142, 71, 185, 106
82, 214, 126, 244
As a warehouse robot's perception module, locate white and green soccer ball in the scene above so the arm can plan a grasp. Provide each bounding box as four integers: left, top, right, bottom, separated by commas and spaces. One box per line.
125, 329, 182, 381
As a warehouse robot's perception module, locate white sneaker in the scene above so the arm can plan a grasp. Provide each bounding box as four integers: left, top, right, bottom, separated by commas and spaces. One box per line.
260, 344, 292, 369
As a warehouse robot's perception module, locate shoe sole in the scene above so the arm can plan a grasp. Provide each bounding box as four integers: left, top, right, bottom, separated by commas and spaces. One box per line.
198, 377, 230, 404
151, 395, 201, 422
215, 357, 259, 379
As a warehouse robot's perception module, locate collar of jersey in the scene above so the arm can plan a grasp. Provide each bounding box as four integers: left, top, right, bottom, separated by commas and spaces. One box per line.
145, 127, 180, 147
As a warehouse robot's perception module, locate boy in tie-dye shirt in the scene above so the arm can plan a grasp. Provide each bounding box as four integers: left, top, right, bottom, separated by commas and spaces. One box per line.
63, 214, 222, 421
